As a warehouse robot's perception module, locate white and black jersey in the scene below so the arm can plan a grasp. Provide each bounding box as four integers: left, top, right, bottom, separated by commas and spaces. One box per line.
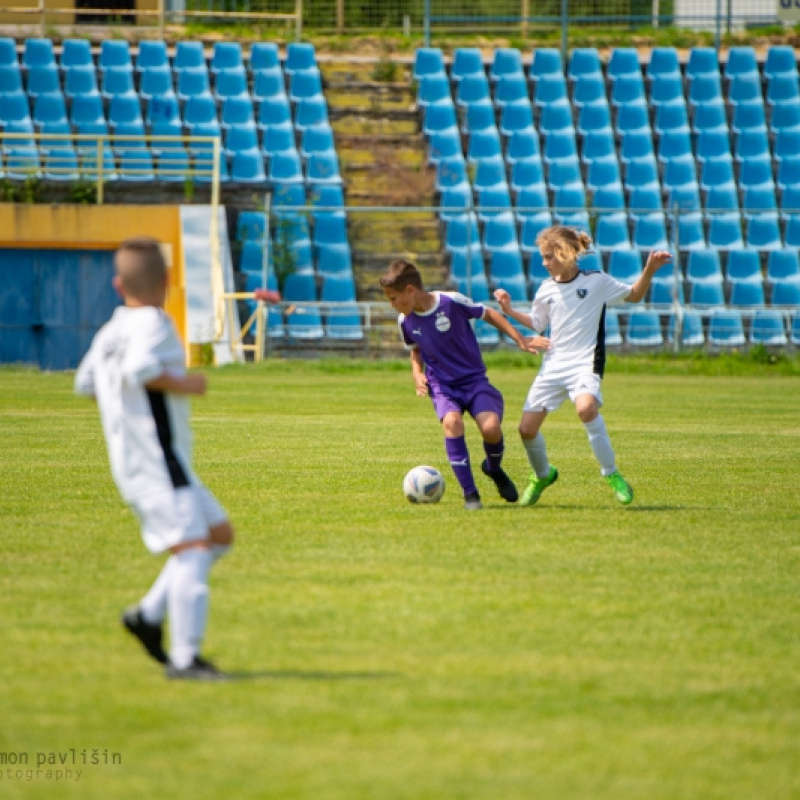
528, 270, 631, 378
75, 306, 195, 504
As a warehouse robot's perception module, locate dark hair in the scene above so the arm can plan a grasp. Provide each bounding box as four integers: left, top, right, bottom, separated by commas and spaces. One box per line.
115, 237, 167, 297
379, 259, 424, 292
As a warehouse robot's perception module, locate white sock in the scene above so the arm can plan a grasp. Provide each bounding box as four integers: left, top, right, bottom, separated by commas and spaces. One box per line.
522, 432, 550, 477
139, 557, 175, 625
584, 415, 617, 476
167, 548, 213, 669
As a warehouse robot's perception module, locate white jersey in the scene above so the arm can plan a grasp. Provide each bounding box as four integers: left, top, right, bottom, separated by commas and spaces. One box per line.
529, 270, 631, 377
74, 305, 195, 504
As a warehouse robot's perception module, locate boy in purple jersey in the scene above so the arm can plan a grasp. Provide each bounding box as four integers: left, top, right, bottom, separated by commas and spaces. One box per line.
495, 226, 672, 507
380, 260, 547, 510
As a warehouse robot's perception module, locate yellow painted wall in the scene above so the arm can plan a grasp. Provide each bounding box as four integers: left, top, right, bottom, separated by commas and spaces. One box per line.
0, 0, 160, 26
0, 204, 187, 343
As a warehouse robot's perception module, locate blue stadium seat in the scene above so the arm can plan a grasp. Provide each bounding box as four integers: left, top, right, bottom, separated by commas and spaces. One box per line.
231, 151, 267, 184
610, 75, 647, 111
584, 158, 621, 192
108, 95, 143, 131
731, 101, 767, 136
418, 73, 452, 109
629, 186, 664, 219
472, 159, 507, 194
294, 97, 329, 131
773, 129, 800, 163
494, 73, 528, 108
772, 280, 800, 306
686, 250, 723, 284
445, 213, 481, 253
792, 314, 800, 343
750, 309, 788, 345
726, 249, 762, 284
250, 42, 280, 74
283, 272, 323, 340
424, 103, 458, 138
619, 130, 655, 165
258, 96, 292, 132
0, 37, 16, 70
538, 104, 575, 137
739, 160, 775, 194
64, 65, 99, 100
614, 103, 650, 137
766, 74, 800, 107
456, 73, 492, 110
174, 41, 205, 73
592, 183, 626, 213
23, 38, 55, 70
649, 275, 684, 306
101, 68, 136, 101
413, 47, 445, 81
519, 213, 553, 256
177, 67, 212, 102
183, 95, 218, 129
451, 48, 484, 84
237, 211, 267, 242
476, 185, 513, 221
533, 75, 570, 111
632, 215, 669, 250
252, 70, 286, 104
607, 48, 640, 83
225, 126, 259, 156
658, 130, 694, 165
505, 129, 540, 164
707, 213, 745, 250
439, 186, 473, 221
99, 40, 132, 74
581, 131, 616, 165
688, 74, 725, 111
649, 74, 685, 108
577, 103, 613, 137
136, 40, 169, 73
553, 184, 589, 227
215, 70, 249, 102
546, 158, 581, 189
542, 131, 578, 166
322, 275, 363, 340
32, 93, 67, 128
436, 159, 470, 193
267, 150, 303, 184
686, 47, 719, 82
568, 47, 602, 81
43, 146, 79, 181
317, 244, 354, 279
289, 69, 323, 104
764, 46, 798, 82
118, 148, 154, 181
734, 129, 771, 165
221, 97, 256, 132
766, 249, 800, 284
0, 64, 23, 100
139, 65, 174, 103
300, 124, 335, 159
595, 214, 632, 252
26, 64, 61, 99
607, 249, 642, 282
572, 74, 607, 109
467, 129, 503, 164
724, 46, 758, 82
261, 127, 295, 157
463, 102, 495, 134
707, 309, 746, 346
662, 159, 698, 194
647, 47, 681, 81
605, 308, 623, 346
700, 159, 736, 194
696, 129, 733, 165
211, 42, 244, 75
155, 147, 190, 182
623, 158, 660, 193
769, 102, 800, 135
626, 311, 664, 346
449, 248, 486, 282
306, 152, 343, 186
745, 215, 783, 251
60, 38, 93, 71
667, 310, 705, 346
691, 102, 728, 134
274, 184, 308, 215
729, 280, 766, 308
784, 216, 800, 248
515, 183, 550, 222
728, 74, 763, 107
70, 91, 105, 127
488, 249, 526, 284
491, 48, 524, 83
579, 250, 603, 272
482, 212, 518, 253
530, 48, 563, 81
499, 102, 535, 137
690, 281, 725, 308
284, 42, 318, 77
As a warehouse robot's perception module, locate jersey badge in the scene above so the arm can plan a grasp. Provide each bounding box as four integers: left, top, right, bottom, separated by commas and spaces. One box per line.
577, 288, 588, 299
435, 312, 451, 333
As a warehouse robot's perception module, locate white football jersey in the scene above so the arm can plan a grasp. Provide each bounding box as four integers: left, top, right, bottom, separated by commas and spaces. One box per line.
529, 270, 631, 377
75, 306, 195, 503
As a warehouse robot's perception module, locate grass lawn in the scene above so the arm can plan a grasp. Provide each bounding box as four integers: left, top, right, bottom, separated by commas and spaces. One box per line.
1, 361, 798, 799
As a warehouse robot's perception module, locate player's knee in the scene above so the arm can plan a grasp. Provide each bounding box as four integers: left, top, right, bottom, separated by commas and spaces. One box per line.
576, 405, 598, 424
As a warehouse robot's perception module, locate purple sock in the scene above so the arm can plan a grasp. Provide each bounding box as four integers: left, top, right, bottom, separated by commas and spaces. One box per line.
445, 435, 477, 496
483, 435, 505, 472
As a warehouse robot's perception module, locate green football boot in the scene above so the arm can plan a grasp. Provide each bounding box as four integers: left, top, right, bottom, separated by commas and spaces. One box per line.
519, 466, 559, 507
605, 471, 634, 505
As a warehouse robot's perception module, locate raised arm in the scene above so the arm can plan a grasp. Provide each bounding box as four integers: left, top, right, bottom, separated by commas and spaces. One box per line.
488, 293, 550, 355
146, 371, 207, 396
625, 250, 673, 303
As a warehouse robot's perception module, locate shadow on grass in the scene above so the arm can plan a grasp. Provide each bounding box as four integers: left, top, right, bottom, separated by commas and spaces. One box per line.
481, 503, 698, 512
225, 669, 403, 682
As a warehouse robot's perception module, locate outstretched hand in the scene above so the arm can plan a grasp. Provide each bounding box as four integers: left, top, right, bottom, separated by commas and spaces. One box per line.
645, 250, 673, 272
520, 335, 551, 355
493, 288, 512, 312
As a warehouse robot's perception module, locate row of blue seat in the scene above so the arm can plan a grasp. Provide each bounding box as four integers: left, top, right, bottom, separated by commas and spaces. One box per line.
414, 45, 799, 87
0, 38, 317, 78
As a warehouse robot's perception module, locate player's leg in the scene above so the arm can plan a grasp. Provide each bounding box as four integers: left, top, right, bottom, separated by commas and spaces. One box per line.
474, 407, 518, 503
441, 409, 482, 510
573, 386, 633, 505
518, 378, 562, 506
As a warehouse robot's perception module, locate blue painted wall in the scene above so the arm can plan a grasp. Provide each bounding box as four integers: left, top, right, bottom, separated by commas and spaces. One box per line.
0, 249, 121, 370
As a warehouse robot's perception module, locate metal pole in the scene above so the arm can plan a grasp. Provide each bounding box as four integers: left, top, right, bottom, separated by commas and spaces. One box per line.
336, 0, 344, 33
522, 0, 529, 38
97, 137, 104, 205
714, 0, 721, 52
159, 0, 165, 38
672, 202, 682, 353
560, 0, 568, 70
424, 0, 431, 49
262, 192, 272, 359
296, 0, 303, 41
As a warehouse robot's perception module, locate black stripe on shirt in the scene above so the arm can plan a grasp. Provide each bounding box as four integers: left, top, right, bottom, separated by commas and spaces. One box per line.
593, 305, 607, 378
146, 389, 190, 489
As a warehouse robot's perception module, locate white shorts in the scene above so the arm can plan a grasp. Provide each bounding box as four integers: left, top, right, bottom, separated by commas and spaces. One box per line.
130, 482, 228, 554
523, 370, 604, 414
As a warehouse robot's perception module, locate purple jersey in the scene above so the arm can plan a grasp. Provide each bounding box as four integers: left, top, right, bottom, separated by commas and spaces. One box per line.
398, 291, 487, 389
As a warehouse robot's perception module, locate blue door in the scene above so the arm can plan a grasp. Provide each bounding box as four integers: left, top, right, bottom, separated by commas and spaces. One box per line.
0, 248, 120, 370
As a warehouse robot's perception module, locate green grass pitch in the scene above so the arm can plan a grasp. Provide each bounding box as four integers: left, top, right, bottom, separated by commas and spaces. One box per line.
1, 360, 799, 799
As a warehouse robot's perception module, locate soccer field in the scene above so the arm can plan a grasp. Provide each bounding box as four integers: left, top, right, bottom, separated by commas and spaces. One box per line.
1, 362, 799, 800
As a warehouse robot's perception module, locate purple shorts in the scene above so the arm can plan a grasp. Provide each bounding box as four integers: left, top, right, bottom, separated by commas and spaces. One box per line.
429, 376, 504, 422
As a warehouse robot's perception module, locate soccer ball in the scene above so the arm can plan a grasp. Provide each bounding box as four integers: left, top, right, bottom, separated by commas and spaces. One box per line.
403, 466, 445, 504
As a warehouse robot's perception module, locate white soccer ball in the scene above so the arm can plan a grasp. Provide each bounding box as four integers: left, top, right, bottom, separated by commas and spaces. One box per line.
403, 465, 446, 504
